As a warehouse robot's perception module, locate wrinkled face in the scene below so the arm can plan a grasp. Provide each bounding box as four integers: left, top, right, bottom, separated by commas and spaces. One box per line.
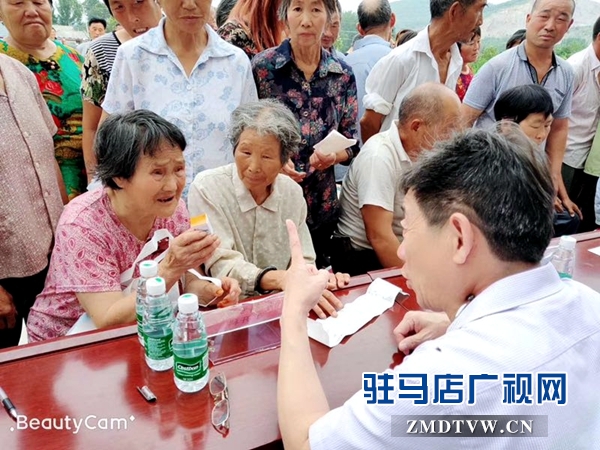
519, 112, 553, 146
108, 0, 162, 38
234, 129, 284, 197
88, 22, 106, 39
160, 0, 211, 34
526, 0, 573, 49
0, 0, 53, 46
398, 191, 451, 312
460, 35, 480, 64
321, 10, 340, 50
117, 143, 186, 218
456, 0, 486, 44
287, 0, 328, 48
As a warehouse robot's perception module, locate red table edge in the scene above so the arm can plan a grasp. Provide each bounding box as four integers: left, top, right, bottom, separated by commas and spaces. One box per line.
0, 270, 404, 365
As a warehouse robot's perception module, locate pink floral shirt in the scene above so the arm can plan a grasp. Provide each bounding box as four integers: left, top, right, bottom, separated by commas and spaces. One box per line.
27, 188, 189, 342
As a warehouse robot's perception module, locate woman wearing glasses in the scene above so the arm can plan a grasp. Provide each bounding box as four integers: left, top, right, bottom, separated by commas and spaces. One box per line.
0, 0, 86, 200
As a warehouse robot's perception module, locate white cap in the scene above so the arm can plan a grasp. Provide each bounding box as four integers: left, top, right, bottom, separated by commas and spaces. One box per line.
178, 294, 198, 314
139, 260, 158, 278
559, 235, 576, 250
146, 277, 166, 295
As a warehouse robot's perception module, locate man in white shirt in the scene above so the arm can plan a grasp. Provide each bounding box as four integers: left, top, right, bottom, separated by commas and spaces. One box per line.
278, 129, 600, 449
333, 83, 461, 275
360, 0, 486, 143
563, 17, 600, 232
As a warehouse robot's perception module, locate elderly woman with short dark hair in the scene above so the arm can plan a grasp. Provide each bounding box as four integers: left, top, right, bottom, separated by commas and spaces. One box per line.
188, 100, 349, 318
27, 110, 240, 342
252, 0, 359, 268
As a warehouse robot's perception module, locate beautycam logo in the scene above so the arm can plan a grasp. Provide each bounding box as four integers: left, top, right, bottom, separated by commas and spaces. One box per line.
10, 414, 136, 434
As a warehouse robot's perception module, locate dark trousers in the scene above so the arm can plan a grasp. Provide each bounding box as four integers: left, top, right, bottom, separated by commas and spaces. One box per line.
563, 164, 599, 233
0, 265, 49, 349
330, 233, 383, 276
310, 223, 337, 269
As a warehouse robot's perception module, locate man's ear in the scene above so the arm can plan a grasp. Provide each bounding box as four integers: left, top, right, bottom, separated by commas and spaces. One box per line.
409, 117, 424, 133
448, 1, 464, 24
390, 13, 396, 29
357, 23, 366, 36
448, 212, 475, 265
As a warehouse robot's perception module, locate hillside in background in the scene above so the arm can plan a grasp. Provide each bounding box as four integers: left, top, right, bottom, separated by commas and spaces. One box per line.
389, 0, 600, 40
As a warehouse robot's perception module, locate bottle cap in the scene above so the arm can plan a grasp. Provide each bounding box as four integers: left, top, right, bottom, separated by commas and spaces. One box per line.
559, 235, 576, 250
178, 294, 199, 314
139, 260, 158, 278
146, 277, 166, 295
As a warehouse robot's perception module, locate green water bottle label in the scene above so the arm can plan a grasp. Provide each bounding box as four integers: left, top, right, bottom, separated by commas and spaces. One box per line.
174, 350, 208, 381
144, 330, 173, 360
136, 313, 143, 336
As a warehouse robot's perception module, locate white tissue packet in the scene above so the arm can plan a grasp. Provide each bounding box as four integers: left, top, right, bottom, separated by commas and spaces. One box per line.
307, 278, 405, 347
313, 130, 357, 155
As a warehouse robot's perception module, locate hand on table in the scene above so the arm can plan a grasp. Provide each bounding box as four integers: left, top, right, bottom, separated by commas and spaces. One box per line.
393, 311, 450, 355
327, 272, 350, 291
215, 277, 241, 308
0, 285, 17, 330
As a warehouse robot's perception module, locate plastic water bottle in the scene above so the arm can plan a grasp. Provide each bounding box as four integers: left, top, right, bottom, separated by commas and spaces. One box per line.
551, 235, 576, 279
172, 294, 209, 393
144, 277, 174, 371
136, 260, 158, 346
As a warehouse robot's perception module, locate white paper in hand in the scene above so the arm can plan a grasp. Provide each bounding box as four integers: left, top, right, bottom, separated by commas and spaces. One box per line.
313, 130, 357, 155
307, 278, 405, 347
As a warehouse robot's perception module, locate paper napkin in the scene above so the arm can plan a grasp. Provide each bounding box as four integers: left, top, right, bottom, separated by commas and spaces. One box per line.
307, 278, 404, 347
313, 130, 357, 155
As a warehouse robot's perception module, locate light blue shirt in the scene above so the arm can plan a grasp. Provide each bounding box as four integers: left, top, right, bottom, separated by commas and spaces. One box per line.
103, 18, 258, 192
310, 263, 600, 449
344, 35, 392, 138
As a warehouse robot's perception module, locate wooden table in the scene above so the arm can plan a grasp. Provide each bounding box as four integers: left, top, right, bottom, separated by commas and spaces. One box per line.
0, 271, 411, 450
1, 231, 598, 449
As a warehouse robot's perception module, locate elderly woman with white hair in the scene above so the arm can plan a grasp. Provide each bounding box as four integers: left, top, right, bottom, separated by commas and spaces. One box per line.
188, 100, 350, 318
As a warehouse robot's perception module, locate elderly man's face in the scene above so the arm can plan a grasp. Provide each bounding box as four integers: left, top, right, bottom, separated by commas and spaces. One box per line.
234, 129, 284, 200
398, 191, 451, 311
526, 0, 573, 49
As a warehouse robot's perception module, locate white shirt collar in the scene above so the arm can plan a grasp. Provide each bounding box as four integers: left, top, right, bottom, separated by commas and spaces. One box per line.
232, 164, 282, 213
449, 263, 564, 331
138, 17, 236, 60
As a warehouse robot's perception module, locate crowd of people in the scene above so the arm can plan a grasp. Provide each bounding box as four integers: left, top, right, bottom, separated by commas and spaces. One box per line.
2, 0, 600, 446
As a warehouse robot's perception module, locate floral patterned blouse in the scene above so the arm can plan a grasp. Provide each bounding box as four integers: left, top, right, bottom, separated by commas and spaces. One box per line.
252, 39, 360, 230
218, 20, 258, 59
0, 39, 86, 199
456, 66, 474, 102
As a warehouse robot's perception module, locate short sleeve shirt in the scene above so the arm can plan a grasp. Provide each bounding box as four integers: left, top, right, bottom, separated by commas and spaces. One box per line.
27, 188, 189, 342
102, 18, 258, 192
363, 27, 462, 133
337, 123, 411, 250
81, 32, 122, 107
464, 41, 574, 129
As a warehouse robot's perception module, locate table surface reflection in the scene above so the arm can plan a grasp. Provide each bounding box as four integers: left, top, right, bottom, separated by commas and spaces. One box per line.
0, 231, 598, 449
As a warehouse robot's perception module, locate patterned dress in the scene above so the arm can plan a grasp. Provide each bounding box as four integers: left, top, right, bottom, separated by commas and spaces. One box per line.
218, 20, 258, 59
456, 66, 474, 102
252, 39, 360, 232
0, 39, 86, 200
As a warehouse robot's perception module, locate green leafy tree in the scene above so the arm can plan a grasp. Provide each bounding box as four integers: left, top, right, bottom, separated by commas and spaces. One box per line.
337, 11, 359, 54
83, 0, 111, 22
52, 0, 84, 27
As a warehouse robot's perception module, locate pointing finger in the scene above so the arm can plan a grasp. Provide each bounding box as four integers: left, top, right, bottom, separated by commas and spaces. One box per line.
286, 220, 305, 267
